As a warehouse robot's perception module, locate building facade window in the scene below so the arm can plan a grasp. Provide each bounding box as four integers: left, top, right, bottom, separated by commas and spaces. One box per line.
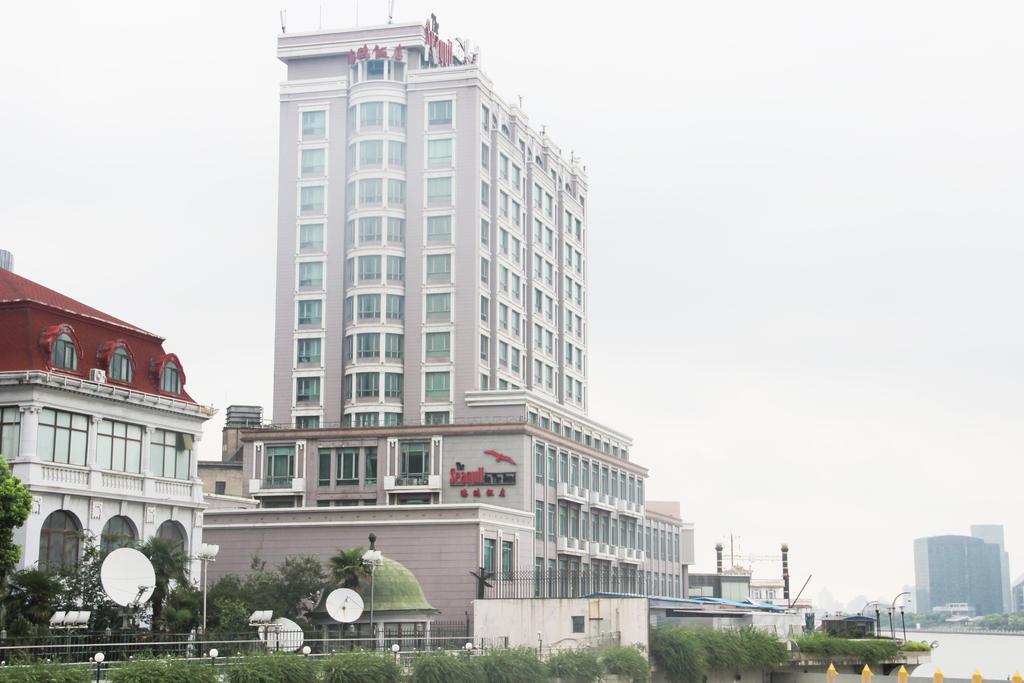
298, 299, 322, 326
156, 520, 186, 554
425, 293, 450, 321
428, 100, 453, 126
150, 429, 192, 480
0, 407, 19, 458
425, 332, 450, 360
95, 419, 143, 473
37, 408, 88, 466
39, 510, 80, 568
365, 447, 378, 484
52, 333, 78, 370
296, 376, 321, 403
337, 448, 359, 485
424, 372, 450, 400
264, 445, 294, 488
297, 338, 321, 364
109, 347, 133, 383
302, 110, 326, 138
100, 515, 137, 556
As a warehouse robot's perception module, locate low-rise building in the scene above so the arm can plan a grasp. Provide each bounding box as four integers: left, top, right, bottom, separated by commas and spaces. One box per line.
0, 267, 213, 576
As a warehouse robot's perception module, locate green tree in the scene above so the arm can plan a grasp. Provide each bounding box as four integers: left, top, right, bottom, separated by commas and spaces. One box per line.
138, 537, 190, 628
4, 568, 63, 624
0, 458, 32, 628
57, 535, 121, 630
328, 547, 366, 588
278, 555, 326, 620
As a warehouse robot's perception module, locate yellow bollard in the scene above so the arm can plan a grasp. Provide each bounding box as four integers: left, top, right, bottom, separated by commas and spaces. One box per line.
862, 664, 874, 683
934, 669, 944, 683
971, 671, 983, 683
827, 663, 838, 683
898, 665, 908, 683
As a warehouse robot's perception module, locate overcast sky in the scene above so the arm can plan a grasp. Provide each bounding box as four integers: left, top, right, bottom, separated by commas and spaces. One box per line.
3, 0, 1022, 607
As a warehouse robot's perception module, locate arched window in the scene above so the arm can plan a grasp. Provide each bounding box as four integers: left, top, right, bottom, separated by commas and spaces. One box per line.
100, 515, 137, 555
52, 333, 78, 370
39, 510, 81, 568
156, 520, 186, 554
109, 347, 134, 383
161, 362, 182, 395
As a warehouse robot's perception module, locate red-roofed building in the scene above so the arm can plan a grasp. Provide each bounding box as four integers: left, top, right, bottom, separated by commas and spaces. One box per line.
0, 266, 214, 580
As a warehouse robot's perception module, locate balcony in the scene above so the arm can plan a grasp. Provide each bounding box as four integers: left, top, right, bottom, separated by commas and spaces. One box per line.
615, 498, 644, 518
589, 491, 616, 511
591, 542, 616, 561
557, 482, 587, 504
18, 461, 200, 504
249, 476, 305, 495
617, 547, 644, 565
383, 474, 441, 492
556, 537, 589, 557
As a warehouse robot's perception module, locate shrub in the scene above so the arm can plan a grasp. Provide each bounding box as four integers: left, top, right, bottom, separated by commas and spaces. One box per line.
409, 652, 479, 683
106, 657, 218, 683
320, 651, 402, 683
900, 641, 932, 653
795, 634, 899, 663
226, 653, 318, 683
650, 627, 784, 683
0, 661, 90, 683
599, 646, 650, 682
475, 648, 546, 683
546, 649, 603, 682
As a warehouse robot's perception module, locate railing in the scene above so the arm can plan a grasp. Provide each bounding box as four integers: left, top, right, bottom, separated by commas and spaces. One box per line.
0, 630, 510, 671
41, 465, 90, 485
395, 474, 430, 486
481, 568, 659, 600
154, 479, 192, 497
249, 414, 530, 430
100, 472, 144, 492
261, 476, 294, 489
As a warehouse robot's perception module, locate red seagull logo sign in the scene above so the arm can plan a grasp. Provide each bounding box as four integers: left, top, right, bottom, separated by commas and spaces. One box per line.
484, 450, 516, 466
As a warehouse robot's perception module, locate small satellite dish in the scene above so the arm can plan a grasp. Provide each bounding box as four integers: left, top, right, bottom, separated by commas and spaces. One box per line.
325, 588, 364, 623
257, 617, 304, 651
101, 548, 156, 607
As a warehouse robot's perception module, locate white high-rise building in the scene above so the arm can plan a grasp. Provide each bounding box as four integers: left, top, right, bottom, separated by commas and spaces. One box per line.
272, 19, 589, 429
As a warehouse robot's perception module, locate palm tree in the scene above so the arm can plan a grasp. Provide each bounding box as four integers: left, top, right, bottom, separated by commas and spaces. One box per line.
138, 537, 189, 628
328, 547, 367, 588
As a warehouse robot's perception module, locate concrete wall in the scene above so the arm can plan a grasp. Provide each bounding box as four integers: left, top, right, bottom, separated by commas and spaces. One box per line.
472, 597, 648, 652
204, 503, 533, 617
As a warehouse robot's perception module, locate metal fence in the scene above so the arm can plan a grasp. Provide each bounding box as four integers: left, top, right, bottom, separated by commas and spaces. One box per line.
481, 568, 662, 600
0, 628, 495, 665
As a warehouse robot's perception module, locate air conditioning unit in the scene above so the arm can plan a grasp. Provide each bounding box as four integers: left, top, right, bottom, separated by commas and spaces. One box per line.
89, 369, 107, 383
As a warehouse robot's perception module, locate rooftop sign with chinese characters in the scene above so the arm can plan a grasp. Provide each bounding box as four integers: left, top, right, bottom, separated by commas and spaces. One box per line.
346, 44, 405, 65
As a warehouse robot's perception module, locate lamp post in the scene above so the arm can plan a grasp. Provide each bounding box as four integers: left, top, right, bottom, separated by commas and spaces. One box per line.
361, 533, 383, 650
861, 601, 881, 637
891, 592, 910, 642
196, 543, 220, 636
93, 652, 104, 683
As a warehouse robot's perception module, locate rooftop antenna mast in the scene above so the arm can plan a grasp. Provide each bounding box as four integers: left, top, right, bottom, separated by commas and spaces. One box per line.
387, 0, 396, 23
279, 9, 287, 34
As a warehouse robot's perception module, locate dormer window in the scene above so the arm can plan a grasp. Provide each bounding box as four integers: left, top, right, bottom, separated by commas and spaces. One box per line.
162, 362, 182, 395
110, 347, 133, 383
52, 333, 78, 370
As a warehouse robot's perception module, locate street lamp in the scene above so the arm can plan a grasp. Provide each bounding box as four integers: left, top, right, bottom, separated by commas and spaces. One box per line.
891, 592, 910, 642
209, 648, 218, 668
361, 533, 383, 649
196, 543, 220, 635
861, 601, 881, 637
93, 652, 104, 683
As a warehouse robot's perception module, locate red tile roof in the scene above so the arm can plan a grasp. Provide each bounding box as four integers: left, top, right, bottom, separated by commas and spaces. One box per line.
0, 268, 158, 338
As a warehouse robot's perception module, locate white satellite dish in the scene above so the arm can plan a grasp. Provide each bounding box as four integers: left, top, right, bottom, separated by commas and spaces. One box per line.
325, 588, 364, 623
257, 616, 304, 651
100, 548, 156, 607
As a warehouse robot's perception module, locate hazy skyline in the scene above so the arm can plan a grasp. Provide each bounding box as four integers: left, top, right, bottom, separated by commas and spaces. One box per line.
3, 0, 1022, 606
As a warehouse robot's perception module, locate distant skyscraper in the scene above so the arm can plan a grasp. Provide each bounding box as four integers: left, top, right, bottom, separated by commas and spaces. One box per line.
914, 534, 1003, 616
0, 250, 12, 272
970, 525, 1012, 613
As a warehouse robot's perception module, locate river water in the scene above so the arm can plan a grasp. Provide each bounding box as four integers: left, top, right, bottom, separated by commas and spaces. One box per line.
908, 631, 1024, 679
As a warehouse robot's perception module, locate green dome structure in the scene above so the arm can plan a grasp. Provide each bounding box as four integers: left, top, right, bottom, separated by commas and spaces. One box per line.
354, 557, 436, 613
